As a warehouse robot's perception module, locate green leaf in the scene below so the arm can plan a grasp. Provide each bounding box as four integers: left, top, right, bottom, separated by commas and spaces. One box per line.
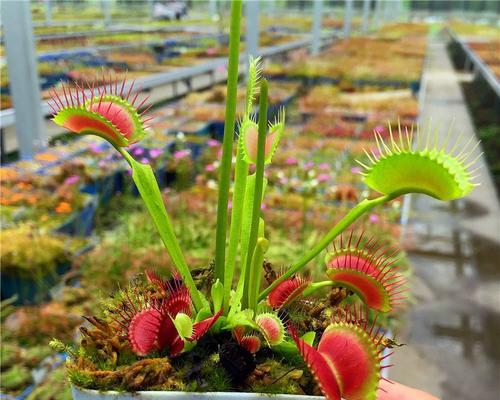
211, 279, 224, 312
214, 0, 243, 284
240, 175, 268, 271
272, 340, 303, 365
195, 307, 212, 323
224, 142, 249, 312
173, 313, 193, 339
234, 174, 267, 312
247, 237, 269, 311
258, 217, 265, 238
242, 80, 269, 309
225, 309, 256, 330
301, 331, 316, 346
245, 56, 263, 115
259, 195, 392, 301
118, 149, 204, 311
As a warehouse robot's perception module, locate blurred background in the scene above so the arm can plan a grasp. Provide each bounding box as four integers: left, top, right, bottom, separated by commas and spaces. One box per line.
0, 1, 499, 399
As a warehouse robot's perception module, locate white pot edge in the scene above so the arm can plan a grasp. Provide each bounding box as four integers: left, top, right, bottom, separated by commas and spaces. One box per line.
71, 334, 392, 399
71, 386, 325, 400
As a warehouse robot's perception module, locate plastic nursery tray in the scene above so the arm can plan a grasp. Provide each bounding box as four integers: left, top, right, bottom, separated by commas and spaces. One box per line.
81, 171, 124, 206
55, 196, 98, 237
269, 74, 421, 94
0, 243, 93, 306
0, 353, 67, 400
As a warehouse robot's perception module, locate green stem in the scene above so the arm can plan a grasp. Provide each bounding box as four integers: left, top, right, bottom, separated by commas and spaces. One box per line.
214, 0, 243, 284
223, 145, 249, 312
247, 237, 268, 311
301, 194, 308, 249
228, 173, 264, 317
300, 281, 334, 298
259, 194, 392, 301
242, 79, 268, 308
118, 148, 204, 311
223, 56, 261, 313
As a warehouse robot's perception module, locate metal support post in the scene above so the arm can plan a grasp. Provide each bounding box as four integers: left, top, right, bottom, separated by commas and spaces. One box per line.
245, 0, 259, 58
373, 0, 382, 29
148, 0, 155, 19
344, 0, 353, 38
102, 0, 112, 25
383, 0, 391, 23
311, 0, 323, 55
45, 0, 52, 25
209, 0, 218, 20
362, 0, 371, 33
2, 1, 46, 159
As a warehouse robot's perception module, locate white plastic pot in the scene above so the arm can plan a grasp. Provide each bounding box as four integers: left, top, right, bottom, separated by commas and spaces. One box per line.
72, 332, 391, 400
71, 387, 324, 400
71, 345, 391, 400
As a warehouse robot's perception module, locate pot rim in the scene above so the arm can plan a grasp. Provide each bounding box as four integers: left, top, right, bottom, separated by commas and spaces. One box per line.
71, 386, 325, 399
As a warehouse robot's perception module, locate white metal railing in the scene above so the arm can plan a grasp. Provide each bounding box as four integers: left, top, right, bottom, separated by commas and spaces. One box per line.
448, 29, 500, 98
0, 35, 336, 131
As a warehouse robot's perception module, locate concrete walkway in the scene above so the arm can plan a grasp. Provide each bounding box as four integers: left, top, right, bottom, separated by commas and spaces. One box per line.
389, 34, 500, 400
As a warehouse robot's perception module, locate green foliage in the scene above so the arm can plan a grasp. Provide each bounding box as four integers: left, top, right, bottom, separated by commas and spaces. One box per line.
0, 365, 32, 391
247, 237, 269, 311
245, 56, 263, 115
361, 125, 476, 200
174, 313, 194, 339
211, 279, 224, 312
119, 149, 204, 310
49, 339, 74, 356
0, 343, 20, 369
0, 296, 17, 321
199, 355, 232, 392
26, 367, 72, 400
249, 360, 305, 395
43, 2, 477, 397
0, 227, 72, 277
67, 369, 95, 389
213, 0, 243, 284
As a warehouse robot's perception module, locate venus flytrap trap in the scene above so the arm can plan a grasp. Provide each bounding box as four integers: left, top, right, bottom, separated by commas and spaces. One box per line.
49, 1, 480, 399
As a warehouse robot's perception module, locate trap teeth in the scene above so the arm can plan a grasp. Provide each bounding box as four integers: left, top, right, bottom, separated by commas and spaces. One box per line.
361, 123, 478, 201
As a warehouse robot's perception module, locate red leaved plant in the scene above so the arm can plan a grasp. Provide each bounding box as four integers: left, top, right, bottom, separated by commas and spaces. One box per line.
290, 306, 392, 400
49, 75, 153, 148
325, 232, 407, 312
233, 326, 261, 354
267, 274, 311, 309
112, 270, 222, 357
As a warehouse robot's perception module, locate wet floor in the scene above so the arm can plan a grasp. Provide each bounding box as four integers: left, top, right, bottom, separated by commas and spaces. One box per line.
388, 34, 500, 400
394, 194, 500, 400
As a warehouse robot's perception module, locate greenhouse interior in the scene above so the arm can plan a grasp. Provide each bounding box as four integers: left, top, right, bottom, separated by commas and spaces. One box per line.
0, 1, 499, 399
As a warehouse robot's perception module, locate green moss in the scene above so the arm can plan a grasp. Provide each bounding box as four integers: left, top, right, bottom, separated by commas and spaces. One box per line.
0, 365, 32, 391
26, 367, 72, 400
67, 368, 95, 389
0, 227, 70, 277
0, 343, 20, 369
199, 355, 232, 392
249, 359, 306, 395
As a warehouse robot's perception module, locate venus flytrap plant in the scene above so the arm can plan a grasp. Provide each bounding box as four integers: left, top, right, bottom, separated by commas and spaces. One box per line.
241, 79, 269, 310
223, 56, 262, 312
296, 231, 407, 313
259, 122, 479, 302
50, 77, 205, 311
49, 1, 480, 398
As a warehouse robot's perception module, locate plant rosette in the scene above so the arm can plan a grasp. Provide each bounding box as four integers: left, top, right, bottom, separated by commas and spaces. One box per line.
48, 3, 478, 400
